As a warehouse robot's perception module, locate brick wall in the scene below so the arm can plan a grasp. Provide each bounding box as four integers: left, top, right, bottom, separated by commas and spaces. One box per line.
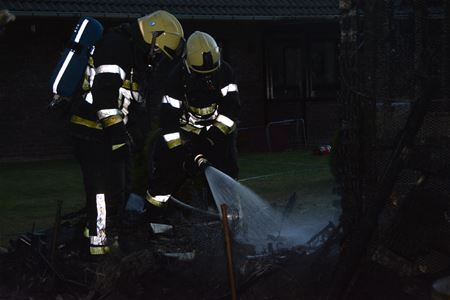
183, 20, 266, 128
0, 18, 337, 160
0, 18, 269, 161
0, 18, 75, 161
305, 100, 340, 146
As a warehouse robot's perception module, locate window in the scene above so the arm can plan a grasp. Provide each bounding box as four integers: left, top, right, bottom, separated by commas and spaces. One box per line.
310, 41, 337, 98
267, 42, 303, 100
266, 38, 337, 101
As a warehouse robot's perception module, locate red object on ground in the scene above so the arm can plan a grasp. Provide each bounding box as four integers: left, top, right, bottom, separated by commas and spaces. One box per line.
313, 145, 332, 155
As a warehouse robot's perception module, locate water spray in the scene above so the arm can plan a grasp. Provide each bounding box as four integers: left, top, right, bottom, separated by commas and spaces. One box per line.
192, 154, 321, 254
192, 154, 241, 223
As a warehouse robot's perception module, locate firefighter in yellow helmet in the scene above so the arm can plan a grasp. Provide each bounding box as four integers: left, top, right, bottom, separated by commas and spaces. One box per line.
66, 10, 184, 256
146, 31, 240, 208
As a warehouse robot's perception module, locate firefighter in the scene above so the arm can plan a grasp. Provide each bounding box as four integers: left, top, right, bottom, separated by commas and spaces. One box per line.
0, 9, 15, 37
69, 10, 184, 256
146, 31, 240, 209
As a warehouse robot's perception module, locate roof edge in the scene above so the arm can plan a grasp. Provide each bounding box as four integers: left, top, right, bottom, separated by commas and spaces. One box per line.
10, 10, 340, 21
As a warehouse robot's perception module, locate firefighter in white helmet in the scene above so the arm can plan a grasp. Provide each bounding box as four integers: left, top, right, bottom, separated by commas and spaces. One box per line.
146, 31, 240, 208
0, 9, 15, 37
69, 10, 184, 256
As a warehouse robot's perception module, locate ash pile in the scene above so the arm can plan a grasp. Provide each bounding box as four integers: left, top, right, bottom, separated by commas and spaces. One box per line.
0, 192, 340, 300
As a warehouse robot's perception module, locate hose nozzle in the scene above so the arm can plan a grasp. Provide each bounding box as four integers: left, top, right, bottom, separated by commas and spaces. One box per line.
194, 154, 209, 170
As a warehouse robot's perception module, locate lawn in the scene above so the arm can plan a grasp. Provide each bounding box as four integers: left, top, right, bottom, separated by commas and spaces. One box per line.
0, 160, 84, 246
0, 150, 336, 246
238, 151, 334, 201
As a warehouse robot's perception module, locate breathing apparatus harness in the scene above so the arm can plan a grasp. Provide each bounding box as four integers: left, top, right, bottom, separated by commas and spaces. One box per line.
181, 65, 221, 129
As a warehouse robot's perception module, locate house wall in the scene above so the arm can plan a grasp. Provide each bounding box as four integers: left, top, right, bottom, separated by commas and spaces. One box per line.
0, 17, 338, 161
185, 20, 340, 150
0, 18, 76, 161
182, 20, 266, 127
0, 17, 268, 160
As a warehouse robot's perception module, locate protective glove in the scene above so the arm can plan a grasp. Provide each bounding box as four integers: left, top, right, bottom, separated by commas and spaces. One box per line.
48, 94, 72, 118
207, 126, 227, 145
110, 128, 132, 161
191, 135, 214, 156
182, 137, 213, 176
181, 142, 198, 176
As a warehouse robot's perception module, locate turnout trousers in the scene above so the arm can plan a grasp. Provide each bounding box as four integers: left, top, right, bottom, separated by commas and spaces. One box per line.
73, 136, 130, 255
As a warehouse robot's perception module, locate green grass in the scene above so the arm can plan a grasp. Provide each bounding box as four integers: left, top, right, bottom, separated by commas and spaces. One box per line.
0, 150, 334, 246
238, 150, 334, 201
0, 160, 85, 245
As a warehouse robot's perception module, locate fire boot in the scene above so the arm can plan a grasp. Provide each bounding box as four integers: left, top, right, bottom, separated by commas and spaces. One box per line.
119, 193, 147, 254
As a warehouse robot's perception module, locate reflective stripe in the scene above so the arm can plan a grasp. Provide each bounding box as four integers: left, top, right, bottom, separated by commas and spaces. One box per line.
162, 95, 182, 108
82, 59, 96, 92
221, 83, 238, 97
216, 114, 235, 127
89, 45, 96, 56
90, 246, 110, 255
85, 66, 96, 89
90, 235, 104, 246
184, 110, 218, 130
187, 115, 206, 129
119, 87, 143, 104
52, 19, 91, 94
122, 79, 140, 91
120, 79, 142, 103
188, 103, 217, 116
118, 80, 142, 124
163, 132, 182, 149
83, 227, 89, 238
146, 191, 170, 207
119, 89, 132, 125
70, 115, 103, 130
166, 139, 182, 149
91, 193, 107, 247
52, 50, 75, 94
74, 19, 89, 43
97, 108, 121, 120
214, 114, 236, 135
121, 94, 131, 116
214, 121, 234, 135
84, 91, 93, 104
102, 115, 123, 127
163, 132, 181, 142
95, 64, 126, 80
180, 124, 202, 135
112, 143, 126, 151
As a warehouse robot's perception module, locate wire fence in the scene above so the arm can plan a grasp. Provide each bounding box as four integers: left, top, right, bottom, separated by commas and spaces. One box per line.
327, 1, 450, 298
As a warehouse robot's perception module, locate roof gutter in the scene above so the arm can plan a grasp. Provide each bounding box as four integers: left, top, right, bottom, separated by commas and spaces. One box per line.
176, 14, 340, 21
10, 10, 340, 21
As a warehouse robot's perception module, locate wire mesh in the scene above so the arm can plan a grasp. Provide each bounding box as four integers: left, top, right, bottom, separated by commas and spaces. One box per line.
364, 1, 450, 276
334, 1, 450, 286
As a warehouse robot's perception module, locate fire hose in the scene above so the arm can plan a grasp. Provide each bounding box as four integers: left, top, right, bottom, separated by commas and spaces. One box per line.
167, 153, 222, 218
169, 195, 220, 219
170, 154, 241, 223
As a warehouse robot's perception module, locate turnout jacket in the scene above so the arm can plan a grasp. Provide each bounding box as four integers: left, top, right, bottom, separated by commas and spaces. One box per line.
69, 24, 144, 149
160, 61, 241, 150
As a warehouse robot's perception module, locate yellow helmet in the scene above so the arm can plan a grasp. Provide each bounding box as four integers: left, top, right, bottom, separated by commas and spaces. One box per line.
137, 10, 184, 60
186, 31, 221, 74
